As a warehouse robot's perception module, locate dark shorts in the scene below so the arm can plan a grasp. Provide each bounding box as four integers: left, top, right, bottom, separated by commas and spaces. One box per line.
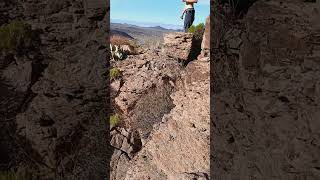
184, 8, 195, 32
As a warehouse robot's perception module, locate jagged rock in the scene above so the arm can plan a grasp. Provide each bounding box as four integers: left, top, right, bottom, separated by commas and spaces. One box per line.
110, 127, 144, 180
111, 149, 131, 180
111, 134, 133, 156
110, 127, 139, 158
163, 32, 194, 61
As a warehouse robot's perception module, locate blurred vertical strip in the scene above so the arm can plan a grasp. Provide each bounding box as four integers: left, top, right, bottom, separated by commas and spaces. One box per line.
106, 0, 111, 179
210, 0, 214, 178
211, 0, 320, 179
0, 0, 111, 179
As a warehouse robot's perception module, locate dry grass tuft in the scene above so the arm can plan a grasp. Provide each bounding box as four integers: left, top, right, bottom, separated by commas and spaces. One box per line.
109, 67, 121, 80
109, 114, 121, 128
0, 20, 33, 51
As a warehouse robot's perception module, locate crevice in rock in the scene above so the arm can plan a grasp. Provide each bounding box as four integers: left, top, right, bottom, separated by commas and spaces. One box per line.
17, 56, 47, 113
184, 33, 204, 66
0, 35, 46, 175
130, 78, 175, 140
130, 130, 143, 154
112, 147, 133, 161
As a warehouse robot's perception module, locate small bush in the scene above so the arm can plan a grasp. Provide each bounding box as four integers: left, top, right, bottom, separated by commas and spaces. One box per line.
0, 171, 21, 180
0, 170, 35, 180
188, 22, 205, 42
109, 114, 120, 127
0, 20, 33, 51
188, 23, 205, 33
109, 67, 121, 80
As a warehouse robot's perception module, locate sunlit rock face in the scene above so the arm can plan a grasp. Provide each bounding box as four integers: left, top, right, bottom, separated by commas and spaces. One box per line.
110, 30, 210, 179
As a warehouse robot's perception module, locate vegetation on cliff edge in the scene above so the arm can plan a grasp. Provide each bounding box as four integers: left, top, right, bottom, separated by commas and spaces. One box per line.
109, 67, 121, 80
0, 20, 33, 51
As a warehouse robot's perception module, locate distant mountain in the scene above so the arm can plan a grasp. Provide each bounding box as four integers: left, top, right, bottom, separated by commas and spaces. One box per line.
110, 30, 134, 39
110, 22, 180, 47
110, 23, 176, 38
111, 19, 183, 31
150, 26, 168, 30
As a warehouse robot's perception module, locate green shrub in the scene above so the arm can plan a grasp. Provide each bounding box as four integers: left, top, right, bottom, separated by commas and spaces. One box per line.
0, 170, 35, 180
188, 22, 205, 42
0, 20, 33, 51
188, 23, 205, 33
109, 67, 121, 80
0, 171, 21, 180
109, 114, 120, 127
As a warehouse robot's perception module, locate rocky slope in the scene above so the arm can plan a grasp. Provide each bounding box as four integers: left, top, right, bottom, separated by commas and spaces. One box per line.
0, 0, 109, 179
212, 0, 320, 179
110, 19, 210, 179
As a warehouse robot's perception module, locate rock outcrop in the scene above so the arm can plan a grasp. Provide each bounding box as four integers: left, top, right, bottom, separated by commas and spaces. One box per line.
113, 49, 181, 137
110, 29, 210, 179
212, 0, 320, 179
163, 32, 194, 61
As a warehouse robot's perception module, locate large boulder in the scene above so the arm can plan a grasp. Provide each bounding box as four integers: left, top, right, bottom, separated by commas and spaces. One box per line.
163, 32, 193, 61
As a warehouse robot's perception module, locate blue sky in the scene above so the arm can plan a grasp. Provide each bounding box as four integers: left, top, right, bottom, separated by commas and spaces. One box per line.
111, 0, 210, 29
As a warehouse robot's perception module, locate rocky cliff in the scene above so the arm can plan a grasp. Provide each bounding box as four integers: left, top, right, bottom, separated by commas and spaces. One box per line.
110, 21, 210, 179
212, 0, 320, 179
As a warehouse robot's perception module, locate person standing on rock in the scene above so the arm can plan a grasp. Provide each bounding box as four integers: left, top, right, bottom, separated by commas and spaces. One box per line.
180, 0, 198, 32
